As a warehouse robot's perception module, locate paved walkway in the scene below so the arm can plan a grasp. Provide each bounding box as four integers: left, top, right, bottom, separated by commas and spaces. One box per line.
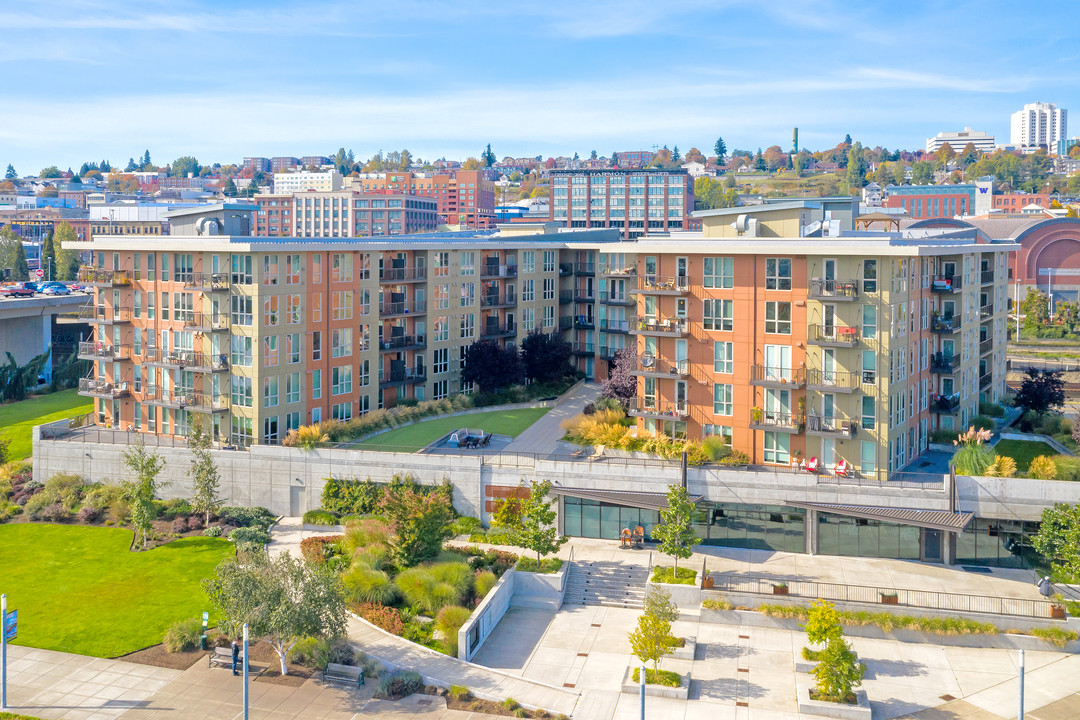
503, 381, 601, 453
267, 515, 342, 559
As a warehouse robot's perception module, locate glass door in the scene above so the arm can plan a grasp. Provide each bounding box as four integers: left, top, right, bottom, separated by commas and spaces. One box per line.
921, 529, 943, 562
822, 348, 836, 384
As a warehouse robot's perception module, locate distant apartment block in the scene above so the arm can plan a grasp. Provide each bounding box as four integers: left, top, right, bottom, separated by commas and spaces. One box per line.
925, 127, 995, 154
1011, 102, 1067, 153
882, 181, 994, 219
547, 169, 693, 238
252, 194, 294, 237
273, 170, 343, 193
301, 156, 332, 167
243, 157, 272, 173
344, 170, 495, 227
614, 150, 655, 168
271, 157, 300, 172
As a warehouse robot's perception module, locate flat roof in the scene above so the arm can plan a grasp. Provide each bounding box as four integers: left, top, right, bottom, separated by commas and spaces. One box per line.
162, 203, 258, 218
784, 502, 973, 533
691, 201, 819, 218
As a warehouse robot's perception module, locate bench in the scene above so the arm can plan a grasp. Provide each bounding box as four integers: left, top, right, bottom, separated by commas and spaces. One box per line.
323, 662, 364, 687
208, 646, 242, 669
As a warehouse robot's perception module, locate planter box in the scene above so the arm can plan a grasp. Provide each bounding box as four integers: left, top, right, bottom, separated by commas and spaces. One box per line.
647, 580, 701, 611
880, 595, 899, 605
667, 637, 696, 660
620, 666, 690, 700
797, 682, 871, 720
512, 562, 568, 610
302, 523, 344, 533
773, 585, 789, 595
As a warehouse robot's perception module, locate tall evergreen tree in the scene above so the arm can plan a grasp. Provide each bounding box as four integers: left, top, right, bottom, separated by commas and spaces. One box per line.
4, 164, 16, 180
41, 232, 56, 281
713, 137, 727, 163
13, 237, 29, 280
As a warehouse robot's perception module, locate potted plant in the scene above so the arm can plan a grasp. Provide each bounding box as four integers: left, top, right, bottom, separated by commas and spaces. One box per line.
879, 592, 899, 605
751, 406, 764, 423
773, 582, 789, 596
1051, 594, 1067, 619
702, 569, 714, 589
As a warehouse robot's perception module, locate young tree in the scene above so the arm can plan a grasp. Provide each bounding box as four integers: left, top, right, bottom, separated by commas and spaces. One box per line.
221, 177, 237, 197
1020, 287, 1050, 330
611, 151, 619, 167
40, 166, 62, 178
628, 612, 678, 672
506, 480, 566, 566
843, 133, 852, 145
1057, 300, 1080, 333
170, 156, 200, 178
845, 142, 867, 190
911, 161, 934, 185
13, 234, 29, 280
1014, 368, 1065, 415
643, 585, 679, 624
0, 348, 50, 402
804, 600, 865, 702
652, 485, 698, 575
53, 222, 81, 281
378, 485, 455, 566
713, 137, 727, 164
602, 347, 637, 405
121, 440, 168, 549
753, 149, 766, 171
203, 550, 346, 676
188, 418, 222, 526
804, 598, 843, 645
40, 232, 55, 281
520, 330, 573, 384
461, 339, 523, 393
672, 146, 681, 163
1033, 503, 1080, 581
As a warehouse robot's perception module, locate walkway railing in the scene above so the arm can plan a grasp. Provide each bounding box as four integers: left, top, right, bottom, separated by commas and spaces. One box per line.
707, 574, 1062, 619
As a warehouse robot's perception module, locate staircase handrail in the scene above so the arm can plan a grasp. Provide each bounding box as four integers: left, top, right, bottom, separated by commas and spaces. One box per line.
700, 556, 708, 589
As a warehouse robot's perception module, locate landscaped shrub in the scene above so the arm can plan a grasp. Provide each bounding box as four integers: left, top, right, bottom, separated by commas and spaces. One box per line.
286, 424, 329, 450
203, 525, 223, 537
462, 547, 519, 575
160, 498, 193, 520
218, 506, 276, 529
171, 517, 190, 533
354, 603, 405, 635
396, 563, 473, 615
630, 667, 681, 687
39, 502, 70, 522
1028, 455, 1058, 480
515, 557, 563, 574
286, 395, 480, 448
322, 474, 454, 517
436, 605, 472, 656
342, 518, 394, 558
162, 617, 203, 653
326, 637, 356, 666
450, 516, 482, 537
702, 598, 733, 611
82, 483, 122, 512
300, 535, 341, 564
449, 685, 472, 701
303, 509, 339, 526
474, 570, 497, 599
375, 671, 425, 699
971, 415, 995, 431
951, 427, 995, 476
984, 455, 1018, 478
651, 566, 697, 585
288, 636, 330, 669
1052, 455, 1080, 482
356, 650, 383, 678
186, 514, 204, 531
353, 545, 391, 572
929, 428, 959, 444
980, 402, 1006, 418
229, 526, 271, 547
342, 565, 399, 605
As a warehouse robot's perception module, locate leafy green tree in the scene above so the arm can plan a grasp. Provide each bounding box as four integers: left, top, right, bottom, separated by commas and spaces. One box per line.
221, 177, 237, 197
628, 612, 678, 671
843, 133, 852, 145
934, 142, 956, 170
142, 150, 152, 170
506, 480, 566, 566
957, 142, 980, 167
40, 166, 61, 178
399, 149, 412, 170
601, 347, 637, 405
203, 550, 346, 676
12, 233, 29, 280
845, 142, 867, 190
1014, 368, 1065, 415
611, 151, 619, 166
811, 637, 865, 702
891, 161, 907, 185
461, 339, 523, 393
4, 164, 16, 180
124, 158, 137, 172
652, 485, 698, 574
1033, 503, 1080, 581
1020, 287, 1050, 330
481, 144, 496, 167
805, 599, 843, 645
672, 146, 681, 163
520, 330, 573, 383
54, 222, 81, 280
1057, 300, 1080, 333
713, 137, 726, 164
911, 161, 934, 185
0, 348, 50, 401
643, 585, 679, 624
188, 418, 223, 526
170, 156, 200, 178
378, 484, 455, 566
120, 441, 168, 549
753, 149, 766, 171
590, 149, 598, 160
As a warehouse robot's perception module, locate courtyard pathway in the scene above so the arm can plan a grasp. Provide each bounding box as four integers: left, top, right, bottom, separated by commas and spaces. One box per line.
502, 381, 601, 454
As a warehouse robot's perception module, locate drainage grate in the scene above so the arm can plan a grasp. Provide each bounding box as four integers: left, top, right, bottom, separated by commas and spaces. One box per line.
577, 652, 589, 657
564, 682, 576, 688
960, 566, 992, 574
736, 701, 749, 707
939, 694, 957, 702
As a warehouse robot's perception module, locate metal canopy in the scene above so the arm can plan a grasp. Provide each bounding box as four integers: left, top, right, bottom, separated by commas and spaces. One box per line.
785, 501, 973, 533
549, 486, 703, 511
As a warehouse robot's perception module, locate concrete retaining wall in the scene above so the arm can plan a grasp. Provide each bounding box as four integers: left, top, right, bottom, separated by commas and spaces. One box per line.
511, 564, 567, 610
459, 569, 516, 662
997, 431, 1075, 456
647, 579, 701, 611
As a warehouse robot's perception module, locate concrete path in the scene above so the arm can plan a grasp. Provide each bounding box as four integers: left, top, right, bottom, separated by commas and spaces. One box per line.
267, 515, 342, 559
503, 381, 601, 454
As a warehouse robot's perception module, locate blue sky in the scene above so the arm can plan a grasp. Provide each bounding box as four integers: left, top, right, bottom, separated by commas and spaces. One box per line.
2, 0, 1077, 172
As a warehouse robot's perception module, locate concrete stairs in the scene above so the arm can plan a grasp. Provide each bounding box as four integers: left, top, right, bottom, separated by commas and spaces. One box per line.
563, 560, 649, 608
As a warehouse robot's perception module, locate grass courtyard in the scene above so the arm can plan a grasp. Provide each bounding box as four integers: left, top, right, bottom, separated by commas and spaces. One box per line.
354, 407, 550, 452
993, 439, 1060, 472
0, 389, 92, 461
0, 524, 234, 658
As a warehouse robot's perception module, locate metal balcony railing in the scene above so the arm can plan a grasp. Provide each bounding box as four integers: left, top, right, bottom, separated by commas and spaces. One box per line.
77, 341, 127, 361
182, 272, 230, 291
559, 290, 573, 304
807, 324, 859, 346
380, 334, 426, 351
627, 398, 688, 419
631, 274, 689, 294
807, 414, 857, 438
980, 303, 994, 319
931, 316, 960, 333
931, 394, 961, 413
480, 264, 518, 279
931, 275, 961, 293
807, 368, 860, 391
808, 278, 859, 300
379, 266, 427, 283
749, 409, 804, 433
143, 385, 229, 412
599, 264, 636, 276
599, 291, 633, 305
981, 270, 994, 285
930, 354, 960, 374
481, 322, 517, 339
380, 368, 427, 387
573, 316, 594, 329
379, 300, 426, 316
631, 355, 688, 376
631, 316, 689, 335
480, 292, 515, 308
574, 263, 596, 275
599, 318, 631, 333
78, 268, 131, 286
572, 342, 595, 355
144, 348, 229, 372
750, 365, 807, 387
980, 338, 993, 355
78, 378, 130, 398
77, 304, 131, 323
184, 312, 230, 331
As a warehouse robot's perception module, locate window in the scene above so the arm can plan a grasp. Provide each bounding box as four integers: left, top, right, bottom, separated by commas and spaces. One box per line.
435, 284, 449, 309
286, 294, 301, 324
862, 350, 876, 384
332, 365, 352, 395
521, 279, 534, 302
433, 347, 449, 374
286, 333, 300, 364
703, 299, 733, 331
433, 252, 449, 277
861, 396, 875, 430
543, 278, 555, 300
231, 336, 252, 367
312, 369, 322, 399
332, 328, 352, 358
230, 376, 252, 407
286, 412, 300, 432
263, 296, 279, 326
862, 304, 877, 339
703, 425, 733, 445
312, 254, 322, 283
263, 377, 279, 407
765, 301, 791, 334
231, 416, 253, 447
863, 259, 877, 293
232, 254, 252, 284
147, 253, 155, 282
433, 379, 448, 400
521, 251, 535, 273
460, 314, 475, 339
312, 331, 321, 361
433, 316, 449, 342
543, 251, 555, 272
331, 253, 353, 282
133, 328, 142, 355
763, 431, 790, 464
331, 291, 352, 320
263, 336, 279, 367
263, 255, 279, 285
263, 416, 279, 443
543, 306, 554, 328
285, 254, 301, 284
713, 341, 733, 373
765, 258, 792, 290
460, 251, 475, 276
703, 257, 733, 289
860, 440, 876, 478
134, 291, 141, 319
521, 307, 535, 330
160, 292, 169, 321
286, 373, 301, 404
713, 384, 733, 415
331, 402, 352, 420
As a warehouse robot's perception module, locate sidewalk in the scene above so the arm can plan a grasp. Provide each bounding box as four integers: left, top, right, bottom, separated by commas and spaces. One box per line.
267, 515, 342, 559
503, 381, 601, 454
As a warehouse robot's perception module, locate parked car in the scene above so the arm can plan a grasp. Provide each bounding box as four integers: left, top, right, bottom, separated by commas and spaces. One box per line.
1, 282, 36, 298
39, 282, 71, 296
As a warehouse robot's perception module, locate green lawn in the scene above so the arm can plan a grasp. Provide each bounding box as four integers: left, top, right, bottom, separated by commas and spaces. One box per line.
0, 389, 92, 461
354, 407, 550, 452
0, 524, 234, 657
993, 439, 1059, 472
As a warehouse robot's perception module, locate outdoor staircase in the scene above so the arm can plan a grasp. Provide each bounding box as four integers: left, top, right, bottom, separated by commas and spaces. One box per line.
563, 560, 649, 608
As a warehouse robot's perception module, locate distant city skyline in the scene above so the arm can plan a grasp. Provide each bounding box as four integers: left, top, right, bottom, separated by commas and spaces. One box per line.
1, 0, 1077, 171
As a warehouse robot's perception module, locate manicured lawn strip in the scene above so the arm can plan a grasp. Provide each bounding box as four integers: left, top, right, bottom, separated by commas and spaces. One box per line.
993, 439, 1059, 472
355, 407, 550, 452
0, 389, 92, 461
0, 524, 234, 657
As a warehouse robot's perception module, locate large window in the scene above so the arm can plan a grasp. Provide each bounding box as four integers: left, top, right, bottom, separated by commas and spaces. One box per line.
765, 301, 791, 334
862, 259, 877, 293
713, 341, 733, 373
862, 304, 877, 339
263, 377, 278, 408
861, 396, 876, 430
765, 258, 792, 290
712, 384, 733, 415
332, 328, 352, 358
763, 431, 790, 464
230, 376, 252, 407
332, 365, 352, 395
703, 257, 733, 289
331, 253, 352, 282
703, 299, 733, 331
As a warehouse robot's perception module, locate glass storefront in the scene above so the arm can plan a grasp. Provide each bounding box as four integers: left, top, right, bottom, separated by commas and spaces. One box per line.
561, 496, 659, 540
955, 518, 1038, 568
817, 514, 922, 560
695, 503, 805, 553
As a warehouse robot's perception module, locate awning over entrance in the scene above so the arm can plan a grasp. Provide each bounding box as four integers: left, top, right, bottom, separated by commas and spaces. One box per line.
784, 501, 973, 533
550, 486, 702, 511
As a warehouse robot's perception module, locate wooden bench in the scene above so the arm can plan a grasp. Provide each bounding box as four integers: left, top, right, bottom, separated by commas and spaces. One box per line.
208, 646, 241, 669
323, 662, 364, 687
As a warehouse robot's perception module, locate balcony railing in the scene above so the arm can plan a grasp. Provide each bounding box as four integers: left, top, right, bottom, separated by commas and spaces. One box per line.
78, 378, 130, 398
631, 355, 688, 377
627, 398, 687, 419
630, 316, 689, 336
559, 263, 573, 277
572, 342, 595, 355
807, 324, 859, 346
574, 263, 595, 276
630, 274, 689, 294
981, 270, 995, 285
480, 264, 518, 279
808, 279, 859, 300
183, 272, 230, 291
599, 291, 633, 305
379, 266, 427, 283
559, 290, 573, 304
380, 368, 427, 388
573, 316, 594, 330
77, 341, 128, 362
379, 300, 426, 316
931, 275, 961, 293
573, 287, 595, 302
807, 414, 857, 438
600, 264, 636, 276
78, 305, 131, 324
480, 292, 515, 308
78, 268, 131, 286
599, 318, 631, 333
144, 348, 229, 372
749, 409, 804, 433
559, 316, 573, 331
807, 368, 860, 392
144, 385, 229, 413
380, 334, 426, 352
979, 303, 994, 319
930, 316, 960, 333
598, 345, 622, 360
980, 338, 993, 355
931, 394, 961, 414
481, 322, 516, 339
980, 372, 993, 390
930, 354, 960, 374
750, 365, 807, 388
184, 312, 230, 331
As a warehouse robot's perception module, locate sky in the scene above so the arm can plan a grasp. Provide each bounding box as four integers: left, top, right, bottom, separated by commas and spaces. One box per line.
2, 0, 1078, 173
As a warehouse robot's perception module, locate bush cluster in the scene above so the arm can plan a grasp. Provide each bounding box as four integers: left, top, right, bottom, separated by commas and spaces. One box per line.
631, 667, 681, 687
375, 671, 425, 699
162, 618, 203, 653
286, 636, 357, 670
303, 509, 339, 526
515, 557, 563, 574
651, 566, 697, 585
218, 506, 276, 530
354, 603, 405, 635
395, 562, 473, 615
301, 535, 342, 564
321, 474, 454, 517
285, 395, 476, 447
562, 408, 749, 465
458, 546, 519, 575
229, 526, 271, 548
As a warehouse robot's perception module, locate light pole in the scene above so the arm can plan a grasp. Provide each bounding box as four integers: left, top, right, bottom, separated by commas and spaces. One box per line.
243, 623, 249, 720
1048, 268, 1055, 320
1018, 649, 1025, 720
1, 593, 7, 709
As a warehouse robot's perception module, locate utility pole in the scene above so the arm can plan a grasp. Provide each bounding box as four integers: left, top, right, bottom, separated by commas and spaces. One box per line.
1018, 649, 1025, 720
243, 623, 249, 720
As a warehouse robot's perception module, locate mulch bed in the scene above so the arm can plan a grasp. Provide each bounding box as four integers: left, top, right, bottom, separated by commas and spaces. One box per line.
118, 634, 315, 686
435, 687, 562, 719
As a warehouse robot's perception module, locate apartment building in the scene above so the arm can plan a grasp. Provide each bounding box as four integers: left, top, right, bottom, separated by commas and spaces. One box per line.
272, 170, 342, 193
1010, 102, 1067, 152
343, 170, 495, 227
252, 194, 293, 236
548, 169, 694, 239
252, 192, 438, 237
925, 127, 995, 154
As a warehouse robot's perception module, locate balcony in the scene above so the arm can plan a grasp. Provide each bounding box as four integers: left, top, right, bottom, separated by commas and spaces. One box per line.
630, 316, 689, 337
78, 304, 131, 324
808, 278, 859, 301
572, 342, 596, 356
807, 369, 860, 393
600, 264, 636, 277
480, 292, 515, 309
183, 272, 230, 292
78, 377, 130, 399
78, 267, 131, 287
379, 368, 427, 388
806, 414, 857, 438
144, 348, 229, 373
144, 385, 228, 413
480, 263, 517, 279
598, 345, 622, 360
807, 324, 859, 347
574, 262, 595, 276
77, 341, 128, 362
980, 338, 993, 355
573, 288, 595, 303
980, 372, 993, 390
750, 365, 806, 388
981, 270, 995, 285
749, 409, 804, 434
930, 354, 960, 374
481, 321, 516, 340
630, 274, 689, 295
381, 334, 426, 352
979, 303, 994, 319
559, 263, 573, 277
380, 300, 426, 317
599, 318, 631, 333
599, 291, 633, 305
559, 316, 573, 331
630, 355, 688, 378
627, 398, 687, 420
931, 394, 961, 414
379, 266, 427, 283
930, 316, 960, 334
183, 312, 230, 332
931, 275, 962, 293
558, 290, 573, 304
573, 315, 594, 330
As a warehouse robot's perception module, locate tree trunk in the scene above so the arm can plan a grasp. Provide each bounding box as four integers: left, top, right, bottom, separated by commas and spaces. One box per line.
673, 556, 678, 576
274, 642, 289, 676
